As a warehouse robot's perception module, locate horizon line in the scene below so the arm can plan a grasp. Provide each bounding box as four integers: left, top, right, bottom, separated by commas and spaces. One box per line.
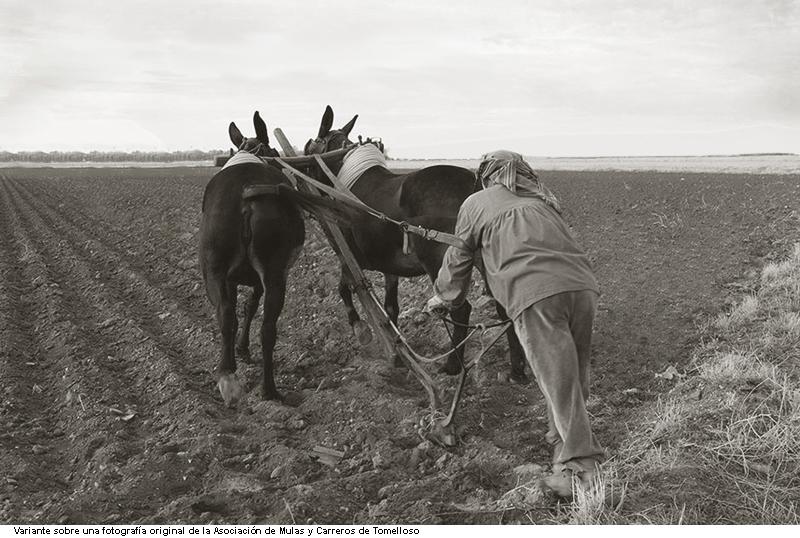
0, 150, 796, 160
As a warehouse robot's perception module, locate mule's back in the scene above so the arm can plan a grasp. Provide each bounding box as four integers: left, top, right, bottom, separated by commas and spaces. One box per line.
202, 160, 280, 213
398, 165, 476, 218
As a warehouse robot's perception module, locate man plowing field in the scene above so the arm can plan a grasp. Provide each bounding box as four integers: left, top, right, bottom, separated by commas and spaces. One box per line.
426, 150, 605, 499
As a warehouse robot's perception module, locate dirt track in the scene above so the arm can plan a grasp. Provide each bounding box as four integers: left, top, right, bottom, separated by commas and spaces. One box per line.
1, 167, 798, 523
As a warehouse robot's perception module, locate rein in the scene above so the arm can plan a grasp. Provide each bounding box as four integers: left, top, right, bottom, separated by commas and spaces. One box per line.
440, 317, 512, 371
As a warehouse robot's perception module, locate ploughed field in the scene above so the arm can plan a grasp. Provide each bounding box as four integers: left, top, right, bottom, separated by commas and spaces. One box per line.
1, 166, 798, 524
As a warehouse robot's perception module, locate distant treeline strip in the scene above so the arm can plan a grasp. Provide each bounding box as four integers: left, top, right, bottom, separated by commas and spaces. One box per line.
0, 150, 227, 163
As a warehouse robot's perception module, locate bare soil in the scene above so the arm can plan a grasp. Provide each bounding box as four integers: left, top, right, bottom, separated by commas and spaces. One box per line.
0, 167, 798, 524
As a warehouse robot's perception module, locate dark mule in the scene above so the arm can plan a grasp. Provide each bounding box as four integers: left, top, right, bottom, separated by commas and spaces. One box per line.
304, 106, 526, 381
200, 111, 305, 406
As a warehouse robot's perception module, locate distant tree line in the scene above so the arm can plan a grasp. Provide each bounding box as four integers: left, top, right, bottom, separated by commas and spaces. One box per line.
0, 149, 228, 163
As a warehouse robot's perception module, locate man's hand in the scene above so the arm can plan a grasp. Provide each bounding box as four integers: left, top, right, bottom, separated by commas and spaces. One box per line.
425, 295, 449, 317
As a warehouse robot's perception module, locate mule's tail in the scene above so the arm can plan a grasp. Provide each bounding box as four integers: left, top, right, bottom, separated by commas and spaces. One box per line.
241, 202, 254, 248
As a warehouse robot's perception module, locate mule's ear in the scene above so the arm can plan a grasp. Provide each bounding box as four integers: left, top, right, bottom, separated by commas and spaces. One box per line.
253, 111, 270, 145
229, 122, 244, 148
318, 105, 334, 138
341, 114, 358, 136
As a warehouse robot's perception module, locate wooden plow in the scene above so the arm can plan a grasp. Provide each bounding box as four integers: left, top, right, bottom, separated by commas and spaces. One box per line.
246, 130, 504, 446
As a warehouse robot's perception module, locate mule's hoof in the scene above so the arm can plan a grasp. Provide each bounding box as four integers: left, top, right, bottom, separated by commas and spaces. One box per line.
218, 374, 244, 408
282, 391, 304, 408
439, 361, 462, 376
262, 390, 301, 407
236, 347, 254, 364
261, 388, 284, 402
353, 320, 373, 346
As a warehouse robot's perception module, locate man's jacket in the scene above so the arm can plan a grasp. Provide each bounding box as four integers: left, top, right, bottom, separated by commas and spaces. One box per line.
435, 184, 599, 320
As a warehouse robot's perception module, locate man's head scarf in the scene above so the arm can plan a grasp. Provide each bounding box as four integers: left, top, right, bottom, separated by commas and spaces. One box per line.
476, 150, 561, 213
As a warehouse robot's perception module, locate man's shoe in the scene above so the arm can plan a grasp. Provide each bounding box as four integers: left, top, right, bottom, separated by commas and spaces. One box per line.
540, 469, 578, 498
540, 468, 623, 508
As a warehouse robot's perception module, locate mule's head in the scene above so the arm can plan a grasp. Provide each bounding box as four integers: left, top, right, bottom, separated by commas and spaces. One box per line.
229, 111, 280, 158
303, 105, 358, 157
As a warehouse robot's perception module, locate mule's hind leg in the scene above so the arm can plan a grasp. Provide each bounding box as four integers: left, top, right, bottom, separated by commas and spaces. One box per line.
416, 244, 472, 376
441, 300, 472, 375
206, 276, 244, 406
382, 273, 406, 367
259, 272, 287, 402
493, 301, 529, 384
235, 284, 263, 363
338, 266, 372, 345
477, 269, 528, 384
383, 273, 400, 323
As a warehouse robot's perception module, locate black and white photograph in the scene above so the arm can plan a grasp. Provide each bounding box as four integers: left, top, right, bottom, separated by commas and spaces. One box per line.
1, 0, 799, 527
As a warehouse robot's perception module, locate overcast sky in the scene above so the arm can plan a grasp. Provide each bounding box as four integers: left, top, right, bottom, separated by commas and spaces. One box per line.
1, 0, 798, 157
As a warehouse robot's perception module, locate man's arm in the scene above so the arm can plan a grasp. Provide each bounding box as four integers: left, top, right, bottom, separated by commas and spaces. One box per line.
432, 202, 479, 309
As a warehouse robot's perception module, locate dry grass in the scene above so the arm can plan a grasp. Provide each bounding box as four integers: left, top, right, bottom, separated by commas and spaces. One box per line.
761, 243, 800, 283
430, 242, 800, 524
698, 352, 777, 386
713, 294, 760, 330
585, 243, 800, 524
568, 469, 626, 524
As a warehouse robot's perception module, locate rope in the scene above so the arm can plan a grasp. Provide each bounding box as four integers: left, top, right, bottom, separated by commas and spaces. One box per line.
442, 317, 512, 372
392, 314, 511, 366
440, 316, 511, 331
467, 321, 512, 372
394, 324, 481, 364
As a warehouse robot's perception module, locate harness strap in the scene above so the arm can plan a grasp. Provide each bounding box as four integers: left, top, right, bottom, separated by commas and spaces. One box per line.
402, 230, 411, 255
242, 182, 357, 228
222, 151, 266, 170
274, 157, 471, 251
312, 155, 359, 201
